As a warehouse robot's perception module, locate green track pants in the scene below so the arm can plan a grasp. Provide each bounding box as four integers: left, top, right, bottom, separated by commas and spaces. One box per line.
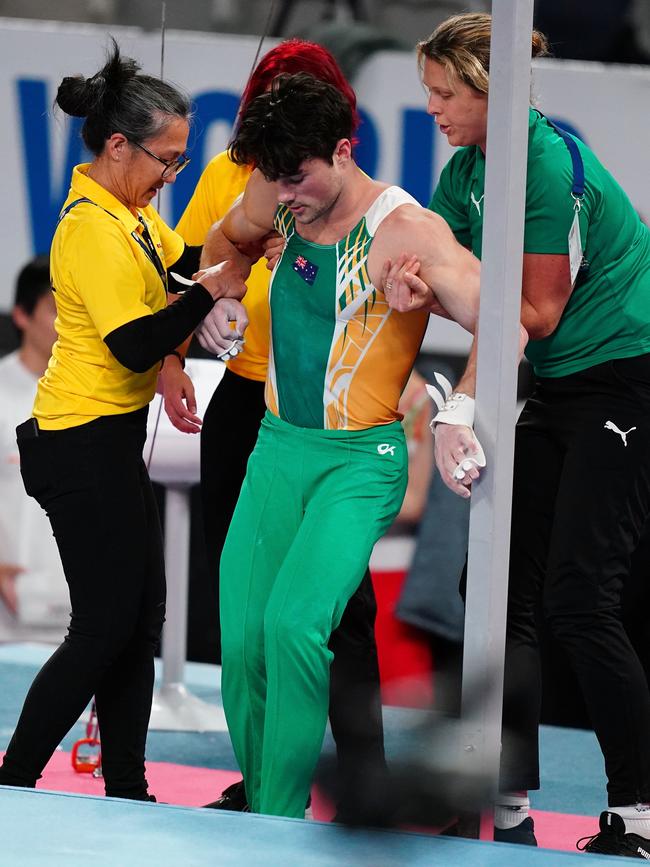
220, 411, 407, 817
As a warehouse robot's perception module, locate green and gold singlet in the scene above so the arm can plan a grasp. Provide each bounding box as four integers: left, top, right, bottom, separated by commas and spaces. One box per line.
267, 186, 429, 430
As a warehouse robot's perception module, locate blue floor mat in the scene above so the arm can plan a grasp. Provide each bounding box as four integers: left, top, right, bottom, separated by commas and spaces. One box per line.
0, 787, 627, 867
0, 643, 609, 819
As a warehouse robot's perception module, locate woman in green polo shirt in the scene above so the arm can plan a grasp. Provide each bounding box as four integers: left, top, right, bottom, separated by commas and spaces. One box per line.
0, 42, 241, 801
412, 12, 650, 856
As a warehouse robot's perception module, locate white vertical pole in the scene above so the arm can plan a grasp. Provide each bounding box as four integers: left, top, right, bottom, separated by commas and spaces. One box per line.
150, 482, 228, 732
162, 485, 191, 686
460, 0, 535, 826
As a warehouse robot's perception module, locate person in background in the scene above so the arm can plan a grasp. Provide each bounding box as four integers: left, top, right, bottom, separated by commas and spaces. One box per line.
0, 256, 69, 641
0, 41, 237, 800
395, 357, 468, 718
162, 39, 388, 816
394, 368, 434, 528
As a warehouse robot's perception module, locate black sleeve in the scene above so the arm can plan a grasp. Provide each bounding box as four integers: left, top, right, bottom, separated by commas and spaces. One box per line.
167, 244, 202, 284
103, 282, 214, 373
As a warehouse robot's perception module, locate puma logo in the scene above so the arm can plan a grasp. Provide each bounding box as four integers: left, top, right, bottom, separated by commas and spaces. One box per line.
470, 191, 485, 215
604, 420, 637, 447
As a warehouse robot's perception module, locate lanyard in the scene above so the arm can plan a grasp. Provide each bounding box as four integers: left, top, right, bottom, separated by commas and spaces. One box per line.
133, 216, 168, 292
545, 118, 585, 211
544, 116, 590, 281
56, 196, 101, 226
57, 197, 168, 292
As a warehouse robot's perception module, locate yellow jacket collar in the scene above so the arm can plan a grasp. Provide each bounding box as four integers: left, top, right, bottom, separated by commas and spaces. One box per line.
70, 164, 141, 234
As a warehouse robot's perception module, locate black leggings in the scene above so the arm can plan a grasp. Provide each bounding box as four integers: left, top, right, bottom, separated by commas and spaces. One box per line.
502, 356, 650, 806
0, 408, 165, 799
200, 368, 385, 783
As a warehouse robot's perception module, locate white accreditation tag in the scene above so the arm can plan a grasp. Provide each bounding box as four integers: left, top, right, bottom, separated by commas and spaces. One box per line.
568, 209, 583, 286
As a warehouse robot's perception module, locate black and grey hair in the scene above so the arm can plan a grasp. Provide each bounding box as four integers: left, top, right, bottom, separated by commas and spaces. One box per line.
55, 37, 192, 155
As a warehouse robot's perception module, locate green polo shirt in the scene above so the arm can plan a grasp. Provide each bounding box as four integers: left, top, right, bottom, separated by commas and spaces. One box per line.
430, 109, 650, 378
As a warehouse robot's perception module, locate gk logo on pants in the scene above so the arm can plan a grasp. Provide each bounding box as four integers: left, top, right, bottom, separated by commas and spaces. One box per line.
377, 443, 395, 456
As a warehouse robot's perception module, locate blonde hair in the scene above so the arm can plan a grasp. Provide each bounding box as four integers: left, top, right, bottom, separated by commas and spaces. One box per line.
417, 12, 549, 95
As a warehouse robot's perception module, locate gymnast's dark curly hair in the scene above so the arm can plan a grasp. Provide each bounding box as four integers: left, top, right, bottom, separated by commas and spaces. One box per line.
228, 72, 354, 181
55, 37, 191, 155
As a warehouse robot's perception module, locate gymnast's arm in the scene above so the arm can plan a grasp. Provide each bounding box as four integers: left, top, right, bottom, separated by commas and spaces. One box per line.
199, 168, 280, 274
369, 204, 481, 332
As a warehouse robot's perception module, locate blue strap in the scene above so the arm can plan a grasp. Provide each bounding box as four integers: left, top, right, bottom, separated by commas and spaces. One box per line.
56, 197, 94, 226
57, 196, 120, 226
546, 120, 585, 199
56, 196, 167, 291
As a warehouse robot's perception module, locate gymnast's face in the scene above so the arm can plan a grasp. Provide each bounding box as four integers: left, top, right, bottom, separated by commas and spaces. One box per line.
423, 58, 489, 152
274, 140, 350, 225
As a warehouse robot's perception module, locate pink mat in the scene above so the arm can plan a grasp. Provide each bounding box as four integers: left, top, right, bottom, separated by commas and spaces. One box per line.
2, 750, 597, 851
4, 750, 337, 816
531, 809, 597, 852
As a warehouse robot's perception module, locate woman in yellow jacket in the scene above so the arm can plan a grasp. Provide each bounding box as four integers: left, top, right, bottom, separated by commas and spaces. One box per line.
0, 41, 240, 801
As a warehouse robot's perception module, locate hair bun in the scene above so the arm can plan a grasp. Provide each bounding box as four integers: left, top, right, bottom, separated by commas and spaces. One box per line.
100, 39, 140, 92
55, 75, 99, 118
55, 38, 140, 119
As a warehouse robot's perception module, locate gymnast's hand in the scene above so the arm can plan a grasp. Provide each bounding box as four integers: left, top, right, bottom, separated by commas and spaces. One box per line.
262, 231, 285, 271
159, 357, 202, 434
434, 423, 484, 498
196, 298, 249, 360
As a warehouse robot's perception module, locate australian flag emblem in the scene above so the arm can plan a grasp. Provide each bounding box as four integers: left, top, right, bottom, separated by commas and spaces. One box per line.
292, 254, 318, 285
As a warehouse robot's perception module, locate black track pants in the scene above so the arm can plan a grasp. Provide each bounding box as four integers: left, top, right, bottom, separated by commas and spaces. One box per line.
501, 355, 650, 807
0, 408, 165, 799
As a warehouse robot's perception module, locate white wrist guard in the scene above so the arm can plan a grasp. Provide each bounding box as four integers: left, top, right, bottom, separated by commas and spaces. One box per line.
425, 374, 485, 482
433, 392, 475, 429
425, 374, 475, 429
425, 372, 452, 409
426, 375, 474, 429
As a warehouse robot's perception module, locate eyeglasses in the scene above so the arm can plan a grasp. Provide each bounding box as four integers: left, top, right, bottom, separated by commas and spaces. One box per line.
131, 140, 191, 179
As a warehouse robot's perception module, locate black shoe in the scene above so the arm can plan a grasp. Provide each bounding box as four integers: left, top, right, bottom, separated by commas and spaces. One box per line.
203, 779, 312, 816
203, 780, 249, 811
439, 816, 537, 845
494, 817, 537, 846
577, 811, 650, 858
106, 790, 158, 801
114, 794, 158, 802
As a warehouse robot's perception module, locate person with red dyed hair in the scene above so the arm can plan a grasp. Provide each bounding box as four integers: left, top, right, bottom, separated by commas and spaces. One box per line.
161, 40, 385, 816
238, 39, 360, 135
